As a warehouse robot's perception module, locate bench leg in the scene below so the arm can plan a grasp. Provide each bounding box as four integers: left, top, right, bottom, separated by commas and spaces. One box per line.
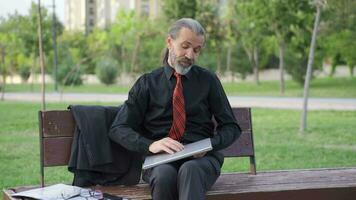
250, 156, 256, 175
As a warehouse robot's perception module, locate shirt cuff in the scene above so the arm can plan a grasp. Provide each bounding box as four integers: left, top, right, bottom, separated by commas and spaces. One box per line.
138, 137, 154, 154
210, 136, 220, 150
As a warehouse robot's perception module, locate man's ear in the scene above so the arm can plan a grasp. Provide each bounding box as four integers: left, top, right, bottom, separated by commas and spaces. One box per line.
166, 36, 174, 49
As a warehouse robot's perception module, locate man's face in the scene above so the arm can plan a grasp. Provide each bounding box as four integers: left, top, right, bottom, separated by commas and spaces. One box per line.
167, 27, 204, 74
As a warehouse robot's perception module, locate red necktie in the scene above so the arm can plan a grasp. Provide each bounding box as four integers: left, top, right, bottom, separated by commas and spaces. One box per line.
168, 72, 186, 141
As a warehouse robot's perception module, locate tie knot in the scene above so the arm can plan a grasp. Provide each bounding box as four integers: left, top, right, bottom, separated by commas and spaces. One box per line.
174, 72, 182, 79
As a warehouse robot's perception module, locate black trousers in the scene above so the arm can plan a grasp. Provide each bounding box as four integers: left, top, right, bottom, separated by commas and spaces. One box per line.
142, 155, 221, 200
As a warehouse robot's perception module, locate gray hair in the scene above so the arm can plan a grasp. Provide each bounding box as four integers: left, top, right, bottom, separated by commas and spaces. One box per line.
162, 18, 206, 65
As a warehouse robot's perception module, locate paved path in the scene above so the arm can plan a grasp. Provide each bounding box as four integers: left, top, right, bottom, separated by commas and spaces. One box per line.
2, 92, 356, 110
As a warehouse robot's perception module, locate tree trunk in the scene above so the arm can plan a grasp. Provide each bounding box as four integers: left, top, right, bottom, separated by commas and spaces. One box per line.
0, 46, 6, 101
216, 49, 222, 75
242, 44, 259, 84
121, 45, 126, 74
349, 64, 354, 76
131, 35, 141, 73
329, 56, 337, 77
253, 47, 260, 85
30, 56, 37, 92
300, 5, 321, 134
37, 0, 46, 111
278, 40, 285, 94
226, 44, 232, 72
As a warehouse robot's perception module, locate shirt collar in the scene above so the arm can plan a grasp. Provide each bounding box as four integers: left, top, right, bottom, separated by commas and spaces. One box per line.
164, 65, 193, 80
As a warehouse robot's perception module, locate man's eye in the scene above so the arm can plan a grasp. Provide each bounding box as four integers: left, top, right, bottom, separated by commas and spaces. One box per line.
194, 48, 201, 53
182, 45, 189, 49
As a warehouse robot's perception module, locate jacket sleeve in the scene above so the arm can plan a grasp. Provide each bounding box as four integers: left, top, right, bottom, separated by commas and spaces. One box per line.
109, 75, 154, 154
208, 74, 241, 151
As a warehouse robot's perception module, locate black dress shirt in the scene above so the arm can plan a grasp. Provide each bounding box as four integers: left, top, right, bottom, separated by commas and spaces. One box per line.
109, 65, 241, 162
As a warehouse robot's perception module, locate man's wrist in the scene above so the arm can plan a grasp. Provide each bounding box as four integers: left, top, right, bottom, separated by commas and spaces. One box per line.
139, 137, 154, 153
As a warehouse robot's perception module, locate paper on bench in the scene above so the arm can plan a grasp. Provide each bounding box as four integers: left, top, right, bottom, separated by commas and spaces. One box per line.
142, 138, 212, 170
11, 183, 87, 200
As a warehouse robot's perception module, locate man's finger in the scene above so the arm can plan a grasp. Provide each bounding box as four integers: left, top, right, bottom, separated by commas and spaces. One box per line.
162, 140, 182, 153
164, 139, 184, 151
160, 145, 175, 154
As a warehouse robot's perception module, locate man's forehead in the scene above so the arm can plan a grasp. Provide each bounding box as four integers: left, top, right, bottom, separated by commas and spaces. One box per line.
175, 27, 205, 45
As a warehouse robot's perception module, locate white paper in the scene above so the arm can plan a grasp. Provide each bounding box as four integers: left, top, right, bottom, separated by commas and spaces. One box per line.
11, 183, 90, 200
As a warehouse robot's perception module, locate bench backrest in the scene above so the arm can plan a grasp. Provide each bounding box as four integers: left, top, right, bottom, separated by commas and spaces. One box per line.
38, 107, 256, 186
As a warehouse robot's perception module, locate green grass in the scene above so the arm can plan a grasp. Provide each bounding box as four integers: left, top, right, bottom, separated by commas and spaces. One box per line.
3, 77, 356, 98
1, 101, 356, 189
223, 76, 356, 97
3, 83, 131, 94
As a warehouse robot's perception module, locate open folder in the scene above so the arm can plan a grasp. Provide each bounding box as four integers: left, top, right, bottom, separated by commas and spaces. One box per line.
142, 138, 212, 170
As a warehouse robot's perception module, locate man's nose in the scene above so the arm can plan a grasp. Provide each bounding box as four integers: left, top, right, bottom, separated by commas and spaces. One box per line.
185, 49, 194, 59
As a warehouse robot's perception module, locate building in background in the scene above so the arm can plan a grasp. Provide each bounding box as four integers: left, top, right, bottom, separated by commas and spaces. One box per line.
65, 0, 161, 33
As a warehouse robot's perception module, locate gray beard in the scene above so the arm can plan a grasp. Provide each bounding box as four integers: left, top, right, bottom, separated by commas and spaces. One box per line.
167, 49, 193, 75
174, 64, 192, 75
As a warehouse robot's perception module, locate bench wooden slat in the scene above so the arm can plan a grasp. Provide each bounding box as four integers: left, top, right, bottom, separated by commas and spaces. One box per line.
40, 110, 75, 138
6, 168, 353, 200
220, 130, 254, 157
232, 108, 251, 130
43, 137, 73, 166
79, 168, 356, 200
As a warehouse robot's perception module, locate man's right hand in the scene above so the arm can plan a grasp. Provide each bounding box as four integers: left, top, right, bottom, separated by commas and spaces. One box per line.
149, 137, 184, 154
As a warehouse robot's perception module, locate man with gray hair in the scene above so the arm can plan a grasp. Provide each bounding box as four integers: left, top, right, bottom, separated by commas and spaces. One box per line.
110, 18, 241, 200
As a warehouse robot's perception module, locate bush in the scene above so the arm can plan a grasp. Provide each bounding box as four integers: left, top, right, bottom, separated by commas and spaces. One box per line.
18, 65, 31, 83
95, 58, 118, 85
57, 59, 83, 86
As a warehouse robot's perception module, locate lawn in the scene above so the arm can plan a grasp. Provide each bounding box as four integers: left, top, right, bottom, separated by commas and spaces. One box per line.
3, 76, 356, 98
0, 101, 356, 190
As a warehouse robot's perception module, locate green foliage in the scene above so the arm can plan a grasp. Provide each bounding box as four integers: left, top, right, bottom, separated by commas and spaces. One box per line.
109, 10, 166, 73
1, 0, 355, 86
58, 31, 92, 74
196, 0, 225, 72
163, 0, 197, 20
95, 57, 119, 85
323, 30, 356, 76
18, 65, 31, 82
57, 58, 83, 86
0, 2, 64, 81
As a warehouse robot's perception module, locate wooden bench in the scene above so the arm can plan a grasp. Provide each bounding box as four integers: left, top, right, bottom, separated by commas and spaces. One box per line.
4, 107, 356, 200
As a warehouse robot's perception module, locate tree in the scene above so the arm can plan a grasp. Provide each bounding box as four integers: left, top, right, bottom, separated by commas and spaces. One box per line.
0, 16, 27, 99
37, 0, 46, 111
0, 3, 63, 94
163, 0, 197, 20
300, 0, 326, 133
260, 0, 305, 93
285, 3, 320, 85
0, 42, 6, 100
322, 0, 356, 76
235, 0, 270, 84
109, 10, 166, 74
109, 10, 141, 73
221, 0, 240, 74
196, 0, 225, 73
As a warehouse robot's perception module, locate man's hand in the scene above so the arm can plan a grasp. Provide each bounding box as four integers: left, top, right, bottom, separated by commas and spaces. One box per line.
149, 137, 184, 154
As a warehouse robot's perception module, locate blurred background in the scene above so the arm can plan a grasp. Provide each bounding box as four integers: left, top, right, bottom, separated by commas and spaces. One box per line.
0, 0, 355, 90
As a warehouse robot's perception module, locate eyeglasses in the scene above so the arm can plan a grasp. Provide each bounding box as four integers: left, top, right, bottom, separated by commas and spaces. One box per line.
61, 189, 103, 200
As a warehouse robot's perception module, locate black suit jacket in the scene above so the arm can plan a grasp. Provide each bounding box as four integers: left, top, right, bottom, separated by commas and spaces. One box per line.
68, 105, 142, 186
